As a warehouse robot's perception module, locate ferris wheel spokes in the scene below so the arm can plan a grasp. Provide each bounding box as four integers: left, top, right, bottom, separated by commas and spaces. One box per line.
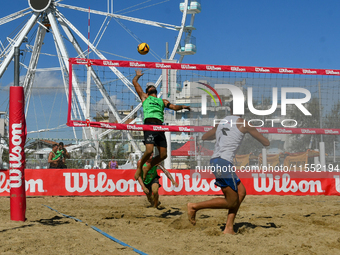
24, 24, 47, 115
55, 10, 139, 98
56, 3, 180, 31
55, 10, 141, 153
0, 8, 32, 26
57, 10, 127, 124
0, 13, 40, 79
47, 9, 88, 117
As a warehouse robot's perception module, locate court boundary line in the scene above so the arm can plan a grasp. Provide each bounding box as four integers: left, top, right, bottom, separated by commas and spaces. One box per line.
43, 204, 148, 255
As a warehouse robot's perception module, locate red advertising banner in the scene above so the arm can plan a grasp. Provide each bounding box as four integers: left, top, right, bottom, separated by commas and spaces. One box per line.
69, 58, 340, 76
9, 86, 26, 221
68, 120, 340, 136
0, 169, 339, 196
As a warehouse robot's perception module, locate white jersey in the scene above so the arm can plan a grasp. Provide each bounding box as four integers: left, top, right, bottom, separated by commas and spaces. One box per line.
212, 115, 245, 162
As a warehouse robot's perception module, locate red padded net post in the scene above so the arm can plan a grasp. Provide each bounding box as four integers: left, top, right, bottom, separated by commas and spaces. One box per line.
9, 86, 26, 221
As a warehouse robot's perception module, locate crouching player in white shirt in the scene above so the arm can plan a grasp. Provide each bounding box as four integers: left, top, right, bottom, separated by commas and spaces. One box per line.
187, 103, 270, 234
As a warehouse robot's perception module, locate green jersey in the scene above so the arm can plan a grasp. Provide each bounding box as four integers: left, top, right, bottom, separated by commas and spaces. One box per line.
52, 151, 61, 161
143, 164, 158, 185
56, 150, 64, 159
142, 96, 164, 123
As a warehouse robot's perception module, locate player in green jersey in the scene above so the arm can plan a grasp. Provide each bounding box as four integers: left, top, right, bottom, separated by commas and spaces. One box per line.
132, 69, 190, 181
137, 153, 178, 208
48, 144, 62, 168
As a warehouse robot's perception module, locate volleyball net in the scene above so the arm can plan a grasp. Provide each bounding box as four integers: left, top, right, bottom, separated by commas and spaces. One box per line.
67, 58, 340, 170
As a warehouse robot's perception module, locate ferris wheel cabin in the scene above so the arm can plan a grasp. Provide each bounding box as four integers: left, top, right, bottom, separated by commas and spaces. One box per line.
180, 0, 201, 14
177, 1, 200, 55
177, 35, 197, 55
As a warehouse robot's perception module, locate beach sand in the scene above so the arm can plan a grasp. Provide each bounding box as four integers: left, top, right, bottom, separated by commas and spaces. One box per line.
1, 195, 340, 255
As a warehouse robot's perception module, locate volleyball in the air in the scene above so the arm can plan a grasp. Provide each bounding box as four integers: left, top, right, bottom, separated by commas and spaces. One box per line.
137, 42, 150, 55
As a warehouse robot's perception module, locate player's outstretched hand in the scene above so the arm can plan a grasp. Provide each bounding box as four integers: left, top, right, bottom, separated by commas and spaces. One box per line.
183, 106, 191, 111
135, 69, 143, 77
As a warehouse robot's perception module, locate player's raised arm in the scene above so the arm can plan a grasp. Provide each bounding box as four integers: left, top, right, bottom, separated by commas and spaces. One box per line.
239, 119, 270, 146
158, 164, 178, 187
202, 125, 218, 141
162, 99, 190, 112
132, 69, 147, 102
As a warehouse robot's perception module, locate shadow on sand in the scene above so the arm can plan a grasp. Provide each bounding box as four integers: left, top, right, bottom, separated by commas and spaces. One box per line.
0, 224, 35, 233
34, 215, 71, 226
219, 221, 279, 232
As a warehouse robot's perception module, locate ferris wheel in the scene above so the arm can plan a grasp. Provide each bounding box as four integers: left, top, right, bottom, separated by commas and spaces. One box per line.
0, 0, 200, 152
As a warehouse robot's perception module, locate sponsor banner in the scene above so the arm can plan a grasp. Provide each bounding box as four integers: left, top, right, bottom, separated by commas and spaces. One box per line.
68, 120, 211, 132
240, 172, 340, 196
0, 169, 339, 196
69, 58, 340, 76
67, 120, 340, 135
262, 127, 340, 135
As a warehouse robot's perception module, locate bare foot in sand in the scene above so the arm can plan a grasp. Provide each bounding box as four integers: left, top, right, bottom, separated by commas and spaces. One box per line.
154, 201, 162, 208
156, 204, 165, 210
223, 226, 236, 235
187, 203, 197, 226
147, 196, 154, 206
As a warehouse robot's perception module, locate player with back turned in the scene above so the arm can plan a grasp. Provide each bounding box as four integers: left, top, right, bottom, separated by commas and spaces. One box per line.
132, 69, 190, 181
187, 102, 270, 234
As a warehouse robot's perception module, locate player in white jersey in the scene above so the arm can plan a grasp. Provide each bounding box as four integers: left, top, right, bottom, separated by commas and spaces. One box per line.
187, 103, 270, 234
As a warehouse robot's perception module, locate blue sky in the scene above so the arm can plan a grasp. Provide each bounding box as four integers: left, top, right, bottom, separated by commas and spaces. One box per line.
1, 0, 340, 140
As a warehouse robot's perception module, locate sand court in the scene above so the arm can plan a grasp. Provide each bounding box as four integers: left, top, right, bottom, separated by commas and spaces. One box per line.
1, 195, 340, 254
